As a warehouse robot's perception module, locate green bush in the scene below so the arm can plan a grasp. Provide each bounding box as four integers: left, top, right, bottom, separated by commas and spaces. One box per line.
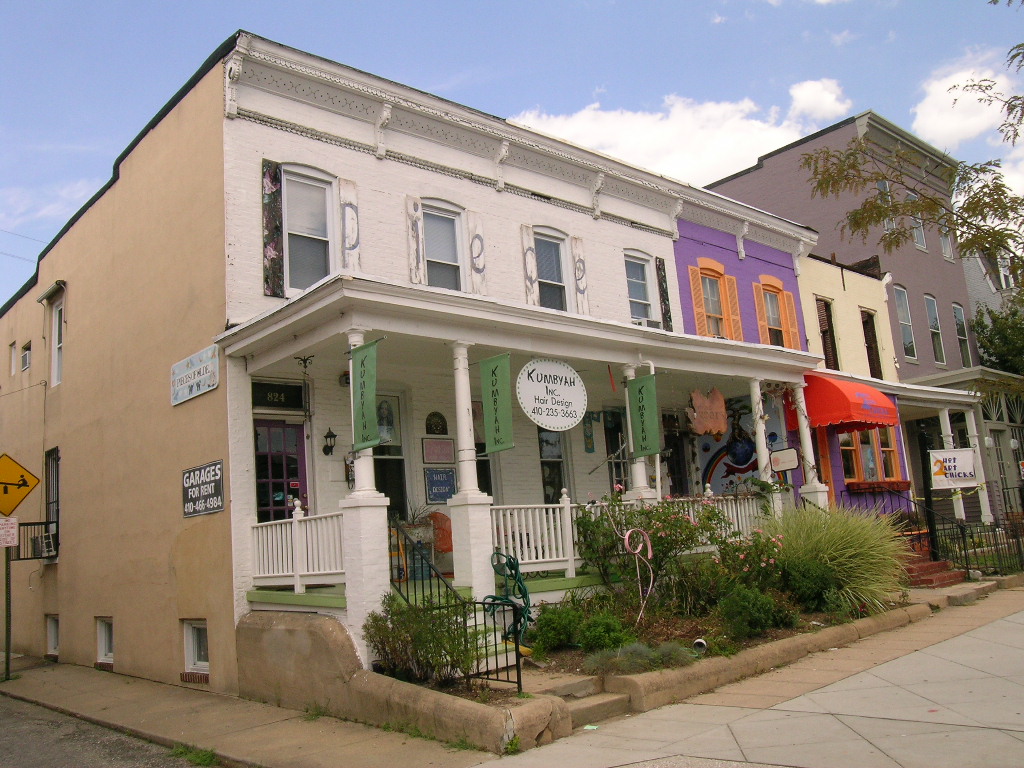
363, 592, 478, 686
717, 584, 793, 640
664, 556, 731, 617
581, 640, 695, 675
715, 529, 785, 591
528, 604, 583, 652
577, 613, 636, 652
765, 505, 911, 615
782, 557, 840, 612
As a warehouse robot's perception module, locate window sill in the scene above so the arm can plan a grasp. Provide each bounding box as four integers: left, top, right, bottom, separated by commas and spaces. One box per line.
845, 480, 911, 493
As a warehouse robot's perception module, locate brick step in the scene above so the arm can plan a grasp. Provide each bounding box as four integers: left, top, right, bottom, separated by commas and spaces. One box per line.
904, 560, 955, 577
910, 569, 967, 588
566, 691, 631, 728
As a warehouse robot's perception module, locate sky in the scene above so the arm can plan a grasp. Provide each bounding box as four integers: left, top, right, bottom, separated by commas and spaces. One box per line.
2, 0, 1021, 303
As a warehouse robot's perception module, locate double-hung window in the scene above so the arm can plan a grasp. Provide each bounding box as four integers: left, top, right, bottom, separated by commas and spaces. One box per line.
997, 254, 1016, 291
952, 303, 972, 367
423, 206, 461, 290
924, 294, 945, 364
624, 253, 657, 326
701, 274, 725, 336
51, 298, 64, 385
754, 276, 799, 348
817, 298, 839, 369
861, 310, 883, 379
893, 286, 916, 359
906, 193, 926, 249
689, 258, 741, 340
877, 180, 896, 232
763, 290, 785, 346
939, 225, 953, 260
535, 234, 567, 311
184, 620, 210, 674
20, 342, 31, 371
283, 171, 332, 291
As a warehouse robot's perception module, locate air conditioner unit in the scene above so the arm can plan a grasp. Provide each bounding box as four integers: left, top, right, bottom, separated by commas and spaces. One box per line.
632, 319, 662, 329
31, 534, 57, 559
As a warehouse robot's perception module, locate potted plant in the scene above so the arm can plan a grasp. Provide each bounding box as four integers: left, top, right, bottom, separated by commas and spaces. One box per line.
406, 504, 436, 544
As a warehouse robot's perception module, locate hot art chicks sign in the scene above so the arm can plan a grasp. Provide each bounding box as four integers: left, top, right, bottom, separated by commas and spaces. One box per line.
516, 358, 587, 431
929, 449, 978, 489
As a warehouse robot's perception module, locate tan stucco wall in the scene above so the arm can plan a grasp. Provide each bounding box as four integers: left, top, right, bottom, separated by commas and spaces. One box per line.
0, 65, 237, 691
799, 257, 897, 381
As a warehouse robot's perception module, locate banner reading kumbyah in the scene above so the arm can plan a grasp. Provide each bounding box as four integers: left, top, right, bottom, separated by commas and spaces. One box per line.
479, 353, 514, 454
929, 448, 978, 489
351, 339, 381, 451
627, 374, 659, 458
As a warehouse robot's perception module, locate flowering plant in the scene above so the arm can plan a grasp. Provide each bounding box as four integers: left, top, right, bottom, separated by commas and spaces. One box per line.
713, 528, 785, 591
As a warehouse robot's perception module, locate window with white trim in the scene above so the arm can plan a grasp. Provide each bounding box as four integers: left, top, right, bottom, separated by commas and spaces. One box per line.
423, 205, 462, 290
939, 226, 953, 259
877, 180, 895, 232
997, 254, 1016, 290
184, 621, 209, 673
624, 253, 657, 326
46, 615, 59, 657
689, 258, 742, 340
952, 303, 972, 367
20, 342, 30, 371
51, 297, 64, 385
8, 342, 15, 376
283, 170, 332, 291
96, 618, 114, 664
924, 294, 945, 364
906, 193, 926, 249
894, 286, 916, 359
535, 233, 567, 311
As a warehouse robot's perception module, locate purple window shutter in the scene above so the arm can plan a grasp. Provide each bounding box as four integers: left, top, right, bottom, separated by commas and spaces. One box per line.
262, 160, 285, 298
655, 257, 673, 332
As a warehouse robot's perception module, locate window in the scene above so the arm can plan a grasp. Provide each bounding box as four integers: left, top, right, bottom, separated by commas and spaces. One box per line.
96, 618, 114, 664
51, 298, 64, 385
44, 447, 60, 526
861, 310, 883, 379
893, 286, 916, 359
839, 427, 901, 482
952, 303, 972, 367
20, 342, 30, 371
535, 234, 566, 311
184, 621, 209, 674
816, 298, 839, 369
283, 171, 331, 291
877, 180, 896, 232
8, 342, 15, 376
997, 254, 1016, 291
924, 294, 945, 364
46, 616, 59, 658
754, 276, 799, 348
939, 226, 953, 260
689, 259, 741, 340
423, 207, 461, 290
625, 254, 657, 326
906, 193, 926, 249
539, 427, 568, 504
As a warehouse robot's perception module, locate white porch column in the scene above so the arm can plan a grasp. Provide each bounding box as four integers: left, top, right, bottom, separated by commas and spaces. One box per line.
749, 378, 771, 482
621, 364, 655, 501
448, 341, 495, 601
964, 407, 993, 523
340, 328, 391, 667
791, 383, 829, 507
938, 407, 967, 520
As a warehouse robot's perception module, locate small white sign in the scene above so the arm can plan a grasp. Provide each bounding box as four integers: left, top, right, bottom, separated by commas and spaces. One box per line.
770, 447, 799, 472
0, 517, 18, 548
516, 358, 588, 431
171, 345, 219, 406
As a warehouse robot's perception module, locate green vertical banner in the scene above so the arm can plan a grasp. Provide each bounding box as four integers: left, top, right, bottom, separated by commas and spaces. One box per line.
479, 353, 514, 454
627, 374, 659, 458
351, 339, 381, 451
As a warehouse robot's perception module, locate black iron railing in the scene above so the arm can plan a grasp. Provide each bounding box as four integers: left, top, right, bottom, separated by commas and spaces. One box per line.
11, 521, 59, 561
389, 524, 523, 690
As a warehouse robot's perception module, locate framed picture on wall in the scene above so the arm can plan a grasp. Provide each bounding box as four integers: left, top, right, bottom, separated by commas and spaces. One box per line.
422, 437, 455, 464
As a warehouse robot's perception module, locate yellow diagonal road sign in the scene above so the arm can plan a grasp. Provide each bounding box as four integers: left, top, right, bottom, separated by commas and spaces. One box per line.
0, 454, 40, 516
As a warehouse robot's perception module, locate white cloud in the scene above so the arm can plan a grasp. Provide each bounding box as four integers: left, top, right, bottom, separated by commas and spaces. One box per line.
830, 30, 855, 47
911, 49, 1018, 152
711, 13, 727, 24
510, 79, 854, 186
0, 179, 99, 232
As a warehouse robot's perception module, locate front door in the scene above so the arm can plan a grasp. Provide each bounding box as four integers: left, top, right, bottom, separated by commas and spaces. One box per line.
254, 420, 307, 522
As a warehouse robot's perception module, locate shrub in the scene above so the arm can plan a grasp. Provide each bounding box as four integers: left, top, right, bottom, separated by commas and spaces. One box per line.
582, 640, 695, 675
528, 604, 583, 652
714, 529, 785, 591
363, 592, 477, 686
782, 557, 840, 611
652, 641, 695, 668
577, 613, 636, 652
717, 584, 792, 640
663, 555, 731, 617
764, 505, 911, 615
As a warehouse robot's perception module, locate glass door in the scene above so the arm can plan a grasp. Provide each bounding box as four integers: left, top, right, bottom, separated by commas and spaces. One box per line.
254, 420, 307, 522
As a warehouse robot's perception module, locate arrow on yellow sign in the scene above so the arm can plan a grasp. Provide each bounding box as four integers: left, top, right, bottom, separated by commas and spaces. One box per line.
0, 454, 40, 517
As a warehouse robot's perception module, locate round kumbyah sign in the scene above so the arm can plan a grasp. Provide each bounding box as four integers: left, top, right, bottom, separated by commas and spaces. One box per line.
516, 358, 588, 431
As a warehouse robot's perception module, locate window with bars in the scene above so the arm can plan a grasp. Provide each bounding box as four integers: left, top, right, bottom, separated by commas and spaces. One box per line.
861, 310, 883, 379
816, 298, 839, 369
44, 447, 60, 524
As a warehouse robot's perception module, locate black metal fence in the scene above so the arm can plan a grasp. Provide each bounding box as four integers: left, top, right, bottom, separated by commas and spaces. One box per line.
10, 521, 59, 561
389, 524, 523, 691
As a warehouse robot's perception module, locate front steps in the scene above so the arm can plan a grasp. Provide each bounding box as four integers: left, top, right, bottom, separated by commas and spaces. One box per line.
526, 672, 631, 728
904, 553, 966, 588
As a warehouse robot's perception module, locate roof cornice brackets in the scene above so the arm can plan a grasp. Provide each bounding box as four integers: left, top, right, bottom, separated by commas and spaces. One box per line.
736, 222, 749, 260
791, 239, 810, 277
495, 140, 510, 191
375, 103, 392, 159
224, 36, 252, 119
591, 173, 605, 219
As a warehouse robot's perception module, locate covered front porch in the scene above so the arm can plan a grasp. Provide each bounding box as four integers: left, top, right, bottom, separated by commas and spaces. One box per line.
219, 273, 826, 662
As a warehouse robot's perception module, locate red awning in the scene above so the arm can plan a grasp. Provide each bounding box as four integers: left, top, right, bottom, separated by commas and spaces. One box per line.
792, 373, 899, 433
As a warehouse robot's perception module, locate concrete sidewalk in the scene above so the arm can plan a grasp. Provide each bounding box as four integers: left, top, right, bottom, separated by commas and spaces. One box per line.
1, 584, 1022, 768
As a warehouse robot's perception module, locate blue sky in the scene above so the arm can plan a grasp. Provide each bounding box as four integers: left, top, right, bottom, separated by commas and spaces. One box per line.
2, 0, 1021, 302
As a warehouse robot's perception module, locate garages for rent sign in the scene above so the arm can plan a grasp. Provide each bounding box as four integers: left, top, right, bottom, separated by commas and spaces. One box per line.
182, 460, 224, 517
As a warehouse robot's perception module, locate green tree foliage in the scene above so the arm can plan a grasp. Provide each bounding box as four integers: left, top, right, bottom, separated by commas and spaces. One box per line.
972, 295, 1024, 376
800, 1, 1024, 274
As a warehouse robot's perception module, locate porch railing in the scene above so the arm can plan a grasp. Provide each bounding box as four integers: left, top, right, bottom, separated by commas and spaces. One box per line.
251, 510, 345, 592
489, 491, 766, 577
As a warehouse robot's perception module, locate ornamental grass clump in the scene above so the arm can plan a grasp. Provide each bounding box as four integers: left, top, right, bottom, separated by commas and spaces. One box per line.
764, 504, 911, 616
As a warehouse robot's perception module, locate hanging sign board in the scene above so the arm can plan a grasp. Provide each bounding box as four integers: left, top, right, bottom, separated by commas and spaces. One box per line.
479, 353, 514, 453
351, 339, 381, 451
516, 358, 587, 431
182, 460, 225, 517
0, 517, 18, 548
770, 447, 799, 472
929, 448, 978, 489
0, 454, 40, 517
627, 374, 659, 458
171, 345, 219, 406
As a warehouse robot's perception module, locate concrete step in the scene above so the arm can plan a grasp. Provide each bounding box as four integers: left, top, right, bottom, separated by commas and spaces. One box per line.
566, 691, 631, 728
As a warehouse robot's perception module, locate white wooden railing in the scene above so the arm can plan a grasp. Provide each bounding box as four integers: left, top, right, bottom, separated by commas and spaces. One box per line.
251, 510, 345, 592
490, 492, 768, 576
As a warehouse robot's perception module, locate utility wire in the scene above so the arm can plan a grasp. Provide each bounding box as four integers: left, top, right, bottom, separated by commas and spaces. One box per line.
0, 250, 36, 264
0, 228, 47, 243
